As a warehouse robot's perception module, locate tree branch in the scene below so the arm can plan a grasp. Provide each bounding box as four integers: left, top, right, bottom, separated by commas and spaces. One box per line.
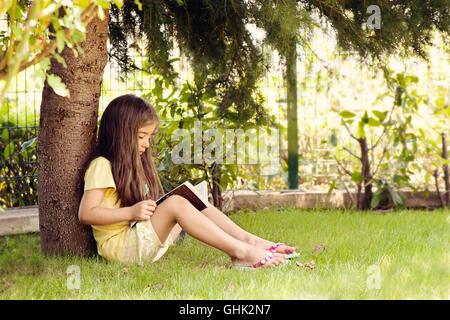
336, 165, 355, 206
0, 3, 98, 81
341, 118, 358, 141
343, 146, 361, 161
333, 155, 352, 177
369, 100, 397, 151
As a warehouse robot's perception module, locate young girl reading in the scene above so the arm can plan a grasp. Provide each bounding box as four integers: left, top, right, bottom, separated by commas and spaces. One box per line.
78, 94, 297, 268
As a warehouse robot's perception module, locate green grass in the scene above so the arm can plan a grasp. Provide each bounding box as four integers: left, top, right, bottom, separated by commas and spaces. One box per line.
0, 208, 448, 299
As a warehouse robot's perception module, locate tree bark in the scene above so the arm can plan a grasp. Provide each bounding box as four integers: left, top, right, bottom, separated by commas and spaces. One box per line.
441, 132, 449, 206
433, 169, 445, 208
38, 12, 109, 256
211, 163, 223, 209
286, 37, 298, 189
359, 137, 373, 210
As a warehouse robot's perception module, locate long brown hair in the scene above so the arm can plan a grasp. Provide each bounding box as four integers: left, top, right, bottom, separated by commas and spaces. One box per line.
96, 94, 164, 207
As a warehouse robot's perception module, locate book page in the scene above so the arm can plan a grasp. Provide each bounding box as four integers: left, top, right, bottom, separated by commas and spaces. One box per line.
194, 180, 208, 204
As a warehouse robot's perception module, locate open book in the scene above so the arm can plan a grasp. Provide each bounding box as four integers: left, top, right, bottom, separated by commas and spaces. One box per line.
130, 180, 209, 227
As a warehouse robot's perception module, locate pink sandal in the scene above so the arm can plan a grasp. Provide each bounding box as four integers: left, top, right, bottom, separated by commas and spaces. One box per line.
232, 252, 288, 270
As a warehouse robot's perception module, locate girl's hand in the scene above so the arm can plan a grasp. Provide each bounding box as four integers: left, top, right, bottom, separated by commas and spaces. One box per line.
131, 199, 157, 221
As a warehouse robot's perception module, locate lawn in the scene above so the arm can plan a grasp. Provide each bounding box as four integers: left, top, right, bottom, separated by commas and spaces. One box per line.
0, 208, 448, 299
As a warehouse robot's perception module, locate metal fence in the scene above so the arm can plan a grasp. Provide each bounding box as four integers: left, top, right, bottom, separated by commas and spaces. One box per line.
1, 31, 448, 209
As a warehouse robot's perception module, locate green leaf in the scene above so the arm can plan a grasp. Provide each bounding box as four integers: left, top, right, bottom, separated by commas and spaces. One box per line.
327, 181, 336, 194
170, 107, 176, 118
47, 74, 70, 97
351, 171, 364, 183
53, 53, 67, 68
1, 129, 8, 142
344, 119, 354, 125
388, 188, 404, 207
39, 58, 51, 72
405, 75, 419, 84
370, 189, 384, 208
70, 29, 85, 43
367, 117, 381, 127
76, 45, 84, 56
168, 57, 180, 63
79, 0, 92, 7
29, 34, 36, 46
339, 110, 356, 118
362, 111, 369, 124
134, 0, 143, 10
435, 107, 450, 117
372, 110, 387, 122
3, 142, 14, 158
393, 174, 402, 184
356, 122, 365, 139
56, 29, 65, 53
153, 80, 163, 99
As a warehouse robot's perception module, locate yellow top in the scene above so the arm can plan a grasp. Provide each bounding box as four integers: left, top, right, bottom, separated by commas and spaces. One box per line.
83, 156, 131, 262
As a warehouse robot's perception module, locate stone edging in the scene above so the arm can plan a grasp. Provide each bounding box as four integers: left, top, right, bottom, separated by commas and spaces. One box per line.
0, 206, 39, 236
221, 190, 443, 212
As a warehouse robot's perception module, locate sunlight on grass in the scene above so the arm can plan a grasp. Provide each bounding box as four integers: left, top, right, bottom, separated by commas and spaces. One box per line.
0, 208, 448, 299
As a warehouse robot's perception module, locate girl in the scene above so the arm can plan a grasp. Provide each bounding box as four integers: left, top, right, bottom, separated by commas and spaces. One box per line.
78, 94, 297, 268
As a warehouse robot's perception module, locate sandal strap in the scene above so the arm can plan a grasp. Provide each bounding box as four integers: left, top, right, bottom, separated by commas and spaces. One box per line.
269, 242, 285, 252
252, 252, 278, 268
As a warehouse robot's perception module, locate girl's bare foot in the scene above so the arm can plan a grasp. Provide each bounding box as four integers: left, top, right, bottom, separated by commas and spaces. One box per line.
231, 246, 287, 268
269, 243, 296, 255
248, 237, 296, 255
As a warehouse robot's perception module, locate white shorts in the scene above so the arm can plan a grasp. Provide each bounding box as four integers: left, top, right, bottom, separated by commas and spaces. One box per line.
121, 219, 173, 265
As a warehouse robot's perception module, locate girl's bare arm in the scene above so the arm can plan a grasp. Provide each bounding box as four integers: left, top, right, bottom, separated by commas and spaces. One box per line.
78, 188, 157, 225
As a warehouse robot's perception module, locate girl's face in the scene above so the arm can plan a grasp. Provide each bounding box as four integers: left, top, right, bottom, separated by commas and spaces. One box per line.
137, 122, 157, 155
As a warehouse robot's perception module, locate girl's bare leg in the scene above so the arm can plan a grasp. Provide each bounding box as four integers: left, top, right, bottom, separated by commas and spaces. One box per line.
200, 204, 296, 254
169, 223, 183, 242
150, 195, 286, 267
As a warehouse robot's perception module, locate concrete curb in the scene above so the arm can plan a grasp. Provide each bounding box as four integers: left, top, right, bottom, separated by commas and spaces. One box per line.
0, 206, 39, 236
0, 191, 445, 236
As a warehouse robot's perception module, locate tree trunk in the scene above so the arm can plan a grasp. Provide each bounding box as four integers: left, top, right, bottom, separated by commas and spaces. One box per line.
286, 37, 298, 189
38, 12, 109, 256
358, 137, 373, 210
211, 163, 223, 209
441, 132, 449, 206
433, 169, 445, 208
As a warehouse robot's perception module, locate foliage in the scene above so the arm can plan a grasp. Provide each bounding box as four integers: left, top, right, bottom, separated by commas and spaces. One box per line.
142, 65, 280, 206
109, 0, 450, 86
0, 0, 122, 105
109, 0, 270, 125
2, 1, 449, 208
414, 84, 450, 204
0, 99, 37, 207
250, 0, 315, 58
300, 0, 449, 60
0, 0, 124, 208
108, 0, 449, 194
329, 68, 449, 209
